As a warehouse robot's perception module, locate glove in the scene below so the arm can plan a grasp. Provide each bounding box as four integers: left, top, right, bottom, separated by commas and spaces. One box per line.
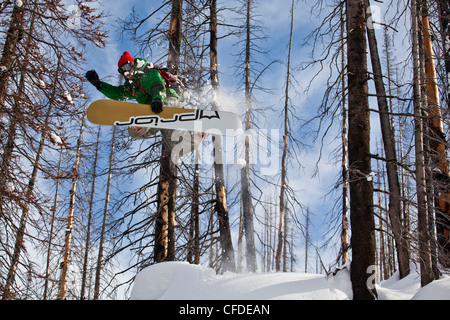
85, 70, 103, 90
151, 99, 163, 114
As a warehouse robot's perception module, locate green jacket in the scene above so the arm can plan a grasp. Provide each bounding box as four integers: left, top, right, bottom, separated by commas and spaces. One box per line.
98, 58, 181, 105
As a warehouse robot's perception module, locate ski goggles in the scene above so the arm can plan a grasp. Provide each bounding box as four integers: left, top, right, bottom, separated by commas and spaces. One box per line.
118, 62, 134, 74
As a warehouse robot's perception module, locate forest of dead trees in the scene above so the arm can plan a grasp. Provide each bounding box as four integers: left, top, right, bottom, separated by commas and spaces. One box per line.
0, 0, 449, 300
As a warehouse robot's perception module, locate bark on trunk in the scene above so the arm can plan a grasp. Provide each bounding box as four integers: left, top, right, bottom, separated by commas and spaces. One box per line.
57, 117, 85, 300
346, 0, 377, 300
411, 0, 435, 287
0, 1, 26, 106
241, 0, 257, 273
154, 0, 182, 263
421, 0, 450, 268
210, 0, 236, 272
94, 127, 116, 299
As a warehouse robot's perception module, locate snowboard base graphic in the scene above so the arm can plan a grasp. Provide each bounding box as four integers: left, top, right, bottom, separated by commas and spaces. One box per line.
86, 100, 242, 136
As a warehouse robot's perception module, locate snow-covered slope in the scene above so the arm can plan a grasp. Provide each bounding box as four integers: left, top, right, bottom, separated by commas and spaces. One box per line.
130, 261, 450, 300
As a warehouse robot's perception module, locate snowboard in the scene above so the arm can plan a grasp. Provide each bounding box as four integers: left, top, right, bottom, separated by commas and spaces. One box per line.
86, 100, 242, 136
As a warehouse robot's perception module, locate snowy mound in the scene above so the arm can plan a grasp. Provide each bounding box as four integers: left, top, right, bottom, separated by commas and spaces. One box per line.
412, 275, 450, 300
130, 261, 450, 300
130, 261, 352, 300
376, 264, 450, 300
376, 269, 422, 300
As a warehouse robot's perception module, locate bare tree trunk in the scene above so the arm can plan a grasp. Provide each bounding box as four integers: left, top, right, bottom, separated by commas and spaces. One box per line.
154, 148, 177, 262
411, 0, 435, 287
210, 0, 235, 272
377, 163, 388, 280
81, 127, 101, 299
276, 0, 295, 273
240, 0, 257, 272
4, 69, 60, 301
340, 1, 349, 265
237, 199, 244, 272
365, 0, 410, 279
384, 26, 412, 256
58, 116, 85, 300
346, 0, 377, 300
187, 155, 199, 264
193, 159, 200, 265
421, 0, 450, 268
2, 8, 43, 299
305, 206, 310, 273
167, 0, 182, 72
43, 144, 63, 300
94, 127, 116, 300
155, 0, 182, 263
0, 0, 31, 220
0, 0, 25, 107
437, 0, 450, 108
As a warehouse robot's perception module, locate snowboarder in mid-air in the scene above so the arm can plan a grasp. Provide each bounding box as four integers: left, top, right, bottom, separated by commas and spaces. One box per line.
85, 51, 242, 157
85, 51, 184, 140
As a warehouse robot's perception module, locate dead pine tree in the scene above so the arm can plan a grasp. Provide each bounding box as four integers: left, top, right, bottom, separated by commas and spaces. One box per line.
210, 0, 236, 273
93, 127, 116, 300
154, 0, 182, 263
0, 0, 25, 109
57, 115, 86, 300
437, 0, 450, 107
365, 0, 410, 279
276, 0, 295, 273
340, 1, 349, 266
240, 0, 257, 272
80, 127, 101, 300
0, 1, 27, 222
411, 0, 437, 287
421, 0, 450, 269
346, 0, 377, 300
1, 5, 44, 299
43, 143, 64, 300
304, 206, 311, 273
186, 153, 200, 265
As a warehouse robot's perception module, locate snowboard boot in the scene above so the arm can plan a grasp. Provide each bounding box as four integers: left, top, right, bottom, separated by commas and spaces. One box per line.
128, 126, 160, 139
